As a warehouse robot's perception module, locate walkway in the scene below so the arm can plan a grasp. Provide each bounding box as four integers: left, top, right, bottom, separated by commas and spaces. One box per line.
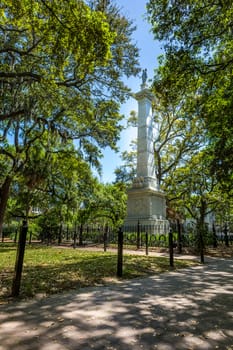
0, 257, 232, 350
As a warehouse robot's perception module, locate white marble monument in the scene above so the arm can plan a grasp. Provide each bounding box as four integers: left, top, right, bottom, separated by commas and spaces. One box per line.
124, 73, 167, 228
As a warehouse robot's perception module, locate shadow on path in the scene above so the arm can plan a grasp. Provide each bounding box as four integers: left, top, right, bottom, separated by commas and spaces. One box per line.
0, 258, 232, 350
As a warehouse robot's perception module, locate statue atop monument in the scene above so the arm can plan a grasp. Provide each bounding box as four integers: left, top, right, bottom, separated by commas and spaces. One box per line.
142, 68, 148, 86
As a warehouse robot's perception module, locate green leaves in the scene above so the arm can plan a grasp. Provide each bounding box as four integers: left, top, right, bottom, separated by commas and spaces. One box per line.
0, 0, 140, 234
147, 0, 233, 190
165, 150, 221, 223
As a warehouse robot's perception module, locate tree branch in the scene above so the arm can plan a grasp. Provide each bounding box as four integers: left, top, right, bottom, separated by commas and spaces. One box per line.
0, 109, 25, 121
0, 72, 41, 80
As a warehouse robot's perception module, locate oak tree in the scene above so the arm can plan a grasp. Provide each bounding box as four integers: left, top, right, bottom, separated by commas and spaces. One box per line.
0, 0, 140, 235
147, 0, 233, 189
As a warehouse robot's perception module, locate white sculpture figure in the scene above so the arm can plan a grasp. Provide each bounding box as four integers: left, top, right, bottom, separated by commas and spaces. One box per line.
142, 68, 148, 86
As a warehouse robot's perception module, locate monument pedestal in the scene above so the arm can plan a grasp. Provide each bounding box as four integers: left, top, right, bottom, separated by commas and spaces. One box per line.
125, 183, 166, 226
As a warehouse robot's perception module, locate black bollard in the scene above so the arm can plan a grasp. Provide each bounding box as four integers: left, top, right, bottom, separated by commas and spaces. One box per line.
136, 220, 140, 249
145, 232, 149, 256
11, 220, 28, 297
169, 227, 174, 268
117, 227, 123, 277
103, 225, 108, 252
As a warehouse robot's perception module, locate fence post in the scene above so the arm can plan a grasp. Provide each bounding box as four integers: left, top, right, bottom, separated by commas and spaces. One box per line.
137, 220, 140, 249
117, 227, 123, 277
145, 232, 149, 255
103, 224, 108, 252
79, 224, 83, 246
11, 220, 28, 297
169, 227, 174, 268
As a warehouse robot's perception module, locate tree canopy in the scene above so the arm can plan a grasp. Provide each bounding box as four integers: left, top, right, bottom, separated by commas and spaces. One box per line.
147, 0, 233, 190
0, 0, 140, 234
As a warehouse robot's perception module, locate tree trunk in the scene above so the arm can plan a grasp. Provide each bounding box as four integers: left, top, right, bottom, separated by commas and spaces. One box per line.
199, 230, 205, 264
224, 223, 229, 247
0, 176, 12, 239
58, 223, 62, 245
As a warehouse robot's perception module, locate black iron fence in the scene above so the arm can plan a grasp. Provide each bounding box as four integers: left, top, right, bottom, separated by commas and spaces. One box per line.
36, 222, 233, 249
1, 221, 233, 249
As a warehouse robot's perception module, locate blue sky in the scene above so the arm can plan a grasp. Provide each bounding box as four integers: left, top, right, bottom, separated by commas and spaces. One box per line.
100, 0, 163, 183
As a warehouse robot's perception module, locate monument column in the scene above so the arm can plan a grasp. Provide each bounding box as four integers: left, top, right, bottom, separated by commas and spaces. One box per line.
124, 73, 167, 228
134, 87, 158, 190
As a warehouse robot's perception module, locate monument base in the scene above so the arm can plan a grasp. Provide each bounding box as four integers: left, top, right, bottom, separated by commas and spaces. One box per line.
124, 186, 169, 232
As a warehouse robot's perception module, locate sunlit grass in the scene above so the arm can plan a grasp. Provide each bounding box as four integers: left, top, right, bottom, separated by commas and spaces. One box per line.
0, 244, 197, 302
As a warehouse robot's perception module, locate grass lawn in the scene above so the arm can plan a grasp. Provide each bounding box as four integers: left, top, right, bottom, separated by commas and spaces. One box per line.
0, 244, 197, 303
